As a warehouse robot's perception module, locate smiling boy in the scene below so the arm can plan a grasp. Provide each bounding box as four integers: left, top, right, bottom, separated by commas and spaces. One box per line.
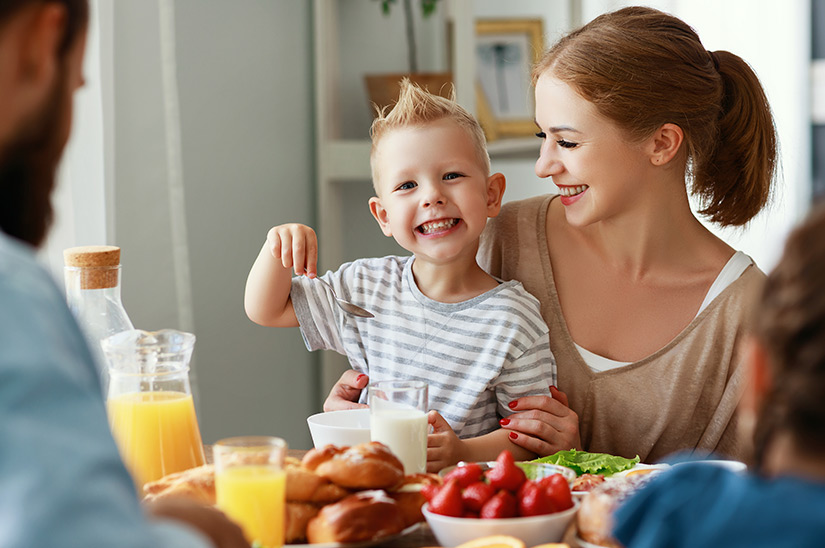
244, 80, 555, 470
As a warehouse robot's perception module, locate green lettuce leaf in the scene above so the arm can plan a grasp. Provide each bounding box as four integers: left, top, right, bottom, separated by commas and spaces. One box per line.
532, 449, 640, 476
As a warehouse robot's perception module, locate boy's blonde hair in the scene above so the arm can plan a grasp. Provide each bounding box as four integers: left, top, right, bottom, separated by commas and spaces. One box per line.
369, 78, 491, 190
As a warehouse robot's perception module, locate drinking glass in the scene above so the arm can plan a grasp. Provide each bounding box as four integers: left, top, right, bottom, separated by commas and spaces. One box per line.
214, 436, 287, 548
369, 380, 428, 474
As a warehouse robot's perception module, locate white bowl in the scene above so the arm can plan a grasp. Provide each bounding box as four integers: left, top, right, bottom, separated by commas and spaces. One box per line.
306, 408, 372, 449
674, 459, 747, 474
422, 500, 579, 547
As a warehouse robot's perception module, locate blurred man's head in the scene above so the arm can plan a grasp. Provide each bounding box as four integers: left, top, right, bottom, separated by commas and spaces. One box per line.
0, 0, 88, 247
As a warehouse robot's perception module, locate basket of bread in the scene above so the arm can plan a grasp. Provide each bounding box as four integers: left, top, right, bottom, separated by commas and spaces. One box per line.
143, 441, 440, 545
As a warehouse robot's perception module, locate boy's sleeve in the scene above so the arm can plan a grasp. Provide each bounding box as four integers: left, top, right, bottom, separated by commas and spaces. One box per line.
290, 267, 347, 354
492, 333, 556, 418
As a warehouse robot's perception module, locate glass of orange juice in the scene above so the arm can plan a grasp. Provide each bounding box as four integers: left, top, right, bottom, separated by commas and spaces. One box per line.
102, 329, 205, 492
214, 436, 287, 548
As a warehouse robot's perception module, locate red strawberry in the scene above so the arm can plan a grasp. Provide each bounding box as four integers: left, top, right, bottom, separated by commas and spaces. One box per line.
443, 462, 484, 488
484, 450, 526, 492
539, 473, 574, 511
463, 510, 480, 519
480, 489, 517, 519
517, 480, 557, 516
428, 478, 464, 517
421, 483, 441, 503
461, 480, 496, 512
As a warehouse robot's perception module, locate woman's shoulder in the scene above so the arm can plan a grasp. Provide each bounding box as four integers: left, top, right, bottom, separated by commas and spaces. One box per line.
497, 194, 553, 221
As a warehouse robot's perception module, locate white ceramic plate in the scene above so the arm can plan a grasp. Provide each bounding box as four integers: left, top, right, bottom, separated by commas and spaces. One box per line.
287, 522, 422, 548
613, 462, 671, 478
576, 534, 614, 548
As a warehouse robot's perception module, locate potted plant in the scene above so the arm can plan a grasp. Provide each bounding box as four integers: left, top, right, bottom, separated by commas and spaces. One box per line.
365, 0, 451, 113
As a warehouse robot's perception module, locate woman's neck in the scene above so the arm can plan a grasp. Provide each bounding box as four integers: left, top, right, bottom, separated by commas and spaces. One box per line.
575, 175, 730, 280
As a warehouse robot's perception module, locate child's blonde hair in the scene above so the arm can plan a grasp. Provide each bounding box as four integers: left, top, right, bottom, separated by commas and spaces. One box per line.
369, 78, 490, 189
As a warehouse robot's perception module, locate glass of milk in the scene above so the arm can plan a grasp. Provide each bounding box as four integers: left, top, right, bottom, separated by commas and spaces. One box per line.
369, 380, 428, 474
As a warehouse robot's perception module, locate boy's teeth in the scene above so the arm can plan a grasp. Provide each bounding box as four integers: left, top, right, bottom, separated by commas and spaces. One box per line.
419, 219, 458, 234
558, 185, 589, 197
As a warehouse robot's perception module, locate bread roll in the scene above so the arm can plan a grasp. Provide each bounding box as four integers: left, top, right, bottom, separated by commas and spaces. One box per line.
285, 457, 350, 504
388, 473, 442, 527
284, 502, 321, 544
306, 490, 406, 544
143, 464, 215, 505
302, 442, 404, 490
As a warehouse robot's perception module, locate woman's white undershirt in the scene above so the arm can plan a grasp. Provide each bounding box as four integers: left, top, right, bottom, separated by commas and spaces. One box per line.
575, 251, 753, 373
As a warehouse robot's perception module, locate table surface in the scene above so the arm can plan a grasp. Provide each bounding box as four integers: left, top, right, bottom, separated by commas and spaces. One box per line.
210, 447, 583, 547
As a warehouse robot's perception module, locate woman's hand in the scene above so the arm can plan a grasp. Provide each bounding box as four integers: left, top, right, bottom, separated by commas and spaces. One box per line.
144, 498, 249, 548
501, 386, 582, 457
322, 369, 369, 411
427, 411, 465, 473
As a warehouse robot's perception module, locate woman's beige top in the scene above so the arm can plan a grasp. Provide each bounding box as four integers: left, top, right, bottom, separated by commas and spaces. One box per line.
478, 195, 764, 462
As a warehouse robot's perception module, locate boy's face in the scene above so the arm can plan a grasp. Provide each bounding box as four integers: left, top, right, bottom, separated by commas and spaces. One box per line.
369, 119, 504, 266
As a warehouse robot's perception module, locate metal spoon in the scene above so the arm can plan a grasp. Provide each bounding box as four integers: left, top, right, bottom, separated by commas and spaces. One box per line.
315, 277, 374, 318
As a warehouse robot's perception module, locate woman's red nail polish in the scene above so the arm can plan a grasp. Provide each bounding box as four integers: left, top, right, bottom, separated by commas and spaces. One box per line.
549, 385, 557, 391
356, 374, 366, 383
499, 418, 510, 426
509, 432, 518, 440
508, 401, 518, 409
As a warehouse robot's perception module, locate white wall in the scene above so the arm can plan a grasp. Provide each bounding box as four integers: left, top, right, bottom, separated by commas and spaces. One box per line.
112, 0, 317, 448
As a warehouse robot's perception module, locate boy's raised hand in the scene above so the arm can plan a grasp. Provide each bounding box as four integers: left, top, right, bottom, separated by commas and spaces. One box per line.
268, 223, 318, 278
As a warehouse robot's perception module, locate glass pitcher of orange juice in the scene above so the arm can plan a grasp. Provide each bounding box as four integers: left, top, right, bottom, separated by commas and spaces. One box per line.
102, 329, 205, 491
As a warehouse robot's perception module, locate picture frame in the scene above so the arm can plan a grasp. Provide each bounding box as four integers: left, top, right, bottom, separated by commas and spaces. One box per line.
474, 18, 544, 141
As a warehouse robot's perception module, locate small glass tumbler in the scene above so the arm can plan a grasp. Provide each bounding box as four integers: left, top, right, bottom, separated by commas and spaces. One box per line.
369, 380, 428, 474
214, 436, 287, 548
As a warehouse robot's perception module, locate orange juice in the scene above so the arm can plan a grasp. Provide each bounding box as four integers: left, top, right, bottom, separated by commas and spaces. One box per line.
216, 465, 286, 547
107, 390, 205, 488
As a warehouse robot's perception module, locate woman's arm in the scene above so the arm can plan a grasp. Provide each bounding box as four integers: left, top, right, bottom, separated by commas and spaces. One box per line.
322, 369, 369, 411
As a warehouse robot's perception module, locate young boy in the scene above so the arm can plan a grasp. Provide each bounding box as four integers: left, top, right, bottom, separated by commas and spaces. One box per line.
244, 80, 555, 470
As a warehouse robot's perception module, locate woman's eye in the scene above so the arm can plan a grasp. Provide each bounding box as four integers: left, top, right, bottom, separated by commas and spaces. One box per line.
556, 139, 578, 149
535, 131, 547, 139
443, 172, 463, 181
396, 181, 416, 191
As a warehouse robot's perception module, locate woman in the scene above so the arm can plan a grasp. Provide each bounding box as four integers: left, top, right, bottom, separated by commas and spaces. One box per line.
326, 6, 777, 463
613, 203, 825, 547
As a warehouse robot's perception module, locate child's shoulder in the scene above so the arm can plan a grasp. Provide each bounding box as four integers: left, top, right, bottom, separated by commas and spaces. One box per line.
334, 255, 411, 282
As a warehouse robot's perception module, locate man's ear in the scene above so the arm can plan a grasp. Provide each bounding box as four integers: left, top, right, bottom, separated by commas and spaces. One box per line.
742, 336, 774, 415
648, 122, 684, 167
369, 196, 393, 237
485, 172, 506, 218
20, 4, 65, 87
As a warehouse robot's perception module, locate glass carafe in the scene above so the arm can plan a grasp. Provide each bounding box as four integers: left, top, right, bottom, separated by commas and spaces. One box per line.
102, 329, 205, 492
64, 245, 134, 385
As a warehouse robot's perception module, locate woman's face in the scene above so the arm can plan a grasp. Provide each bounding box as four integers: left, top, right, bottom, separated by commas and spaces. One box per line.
533, 73, 653, 227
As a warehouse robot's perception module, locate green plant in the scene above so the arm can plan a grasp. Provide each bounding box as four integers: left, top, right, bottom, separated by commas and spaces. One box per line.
377, 0, 440, 73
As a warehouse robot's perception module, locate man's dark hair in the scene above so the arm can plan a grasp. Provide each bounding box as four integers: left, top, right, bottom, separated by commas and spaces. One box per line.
0, 0, 88, 247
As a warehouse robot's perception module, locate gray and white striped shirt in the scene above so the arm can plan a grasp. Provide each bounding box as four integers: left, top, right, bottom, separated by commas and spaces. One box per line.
291, 256, 556, 438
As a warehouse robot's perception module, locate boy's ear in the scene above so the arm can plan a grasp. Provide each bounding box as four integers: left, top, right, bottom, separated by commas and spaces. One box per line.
369, 196, 393, 237
648, 122, 684, 167
485, 172, 506, 218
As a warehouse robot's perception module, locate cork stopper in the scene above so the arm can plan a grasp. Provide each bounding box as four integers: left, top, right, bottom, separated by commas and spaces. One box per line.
64, 245, 122, 289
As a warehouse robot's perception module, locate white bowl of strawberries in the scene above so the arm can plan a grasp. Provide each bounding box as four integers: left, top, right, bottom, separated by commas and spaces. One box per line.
422, 450, 579, 547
